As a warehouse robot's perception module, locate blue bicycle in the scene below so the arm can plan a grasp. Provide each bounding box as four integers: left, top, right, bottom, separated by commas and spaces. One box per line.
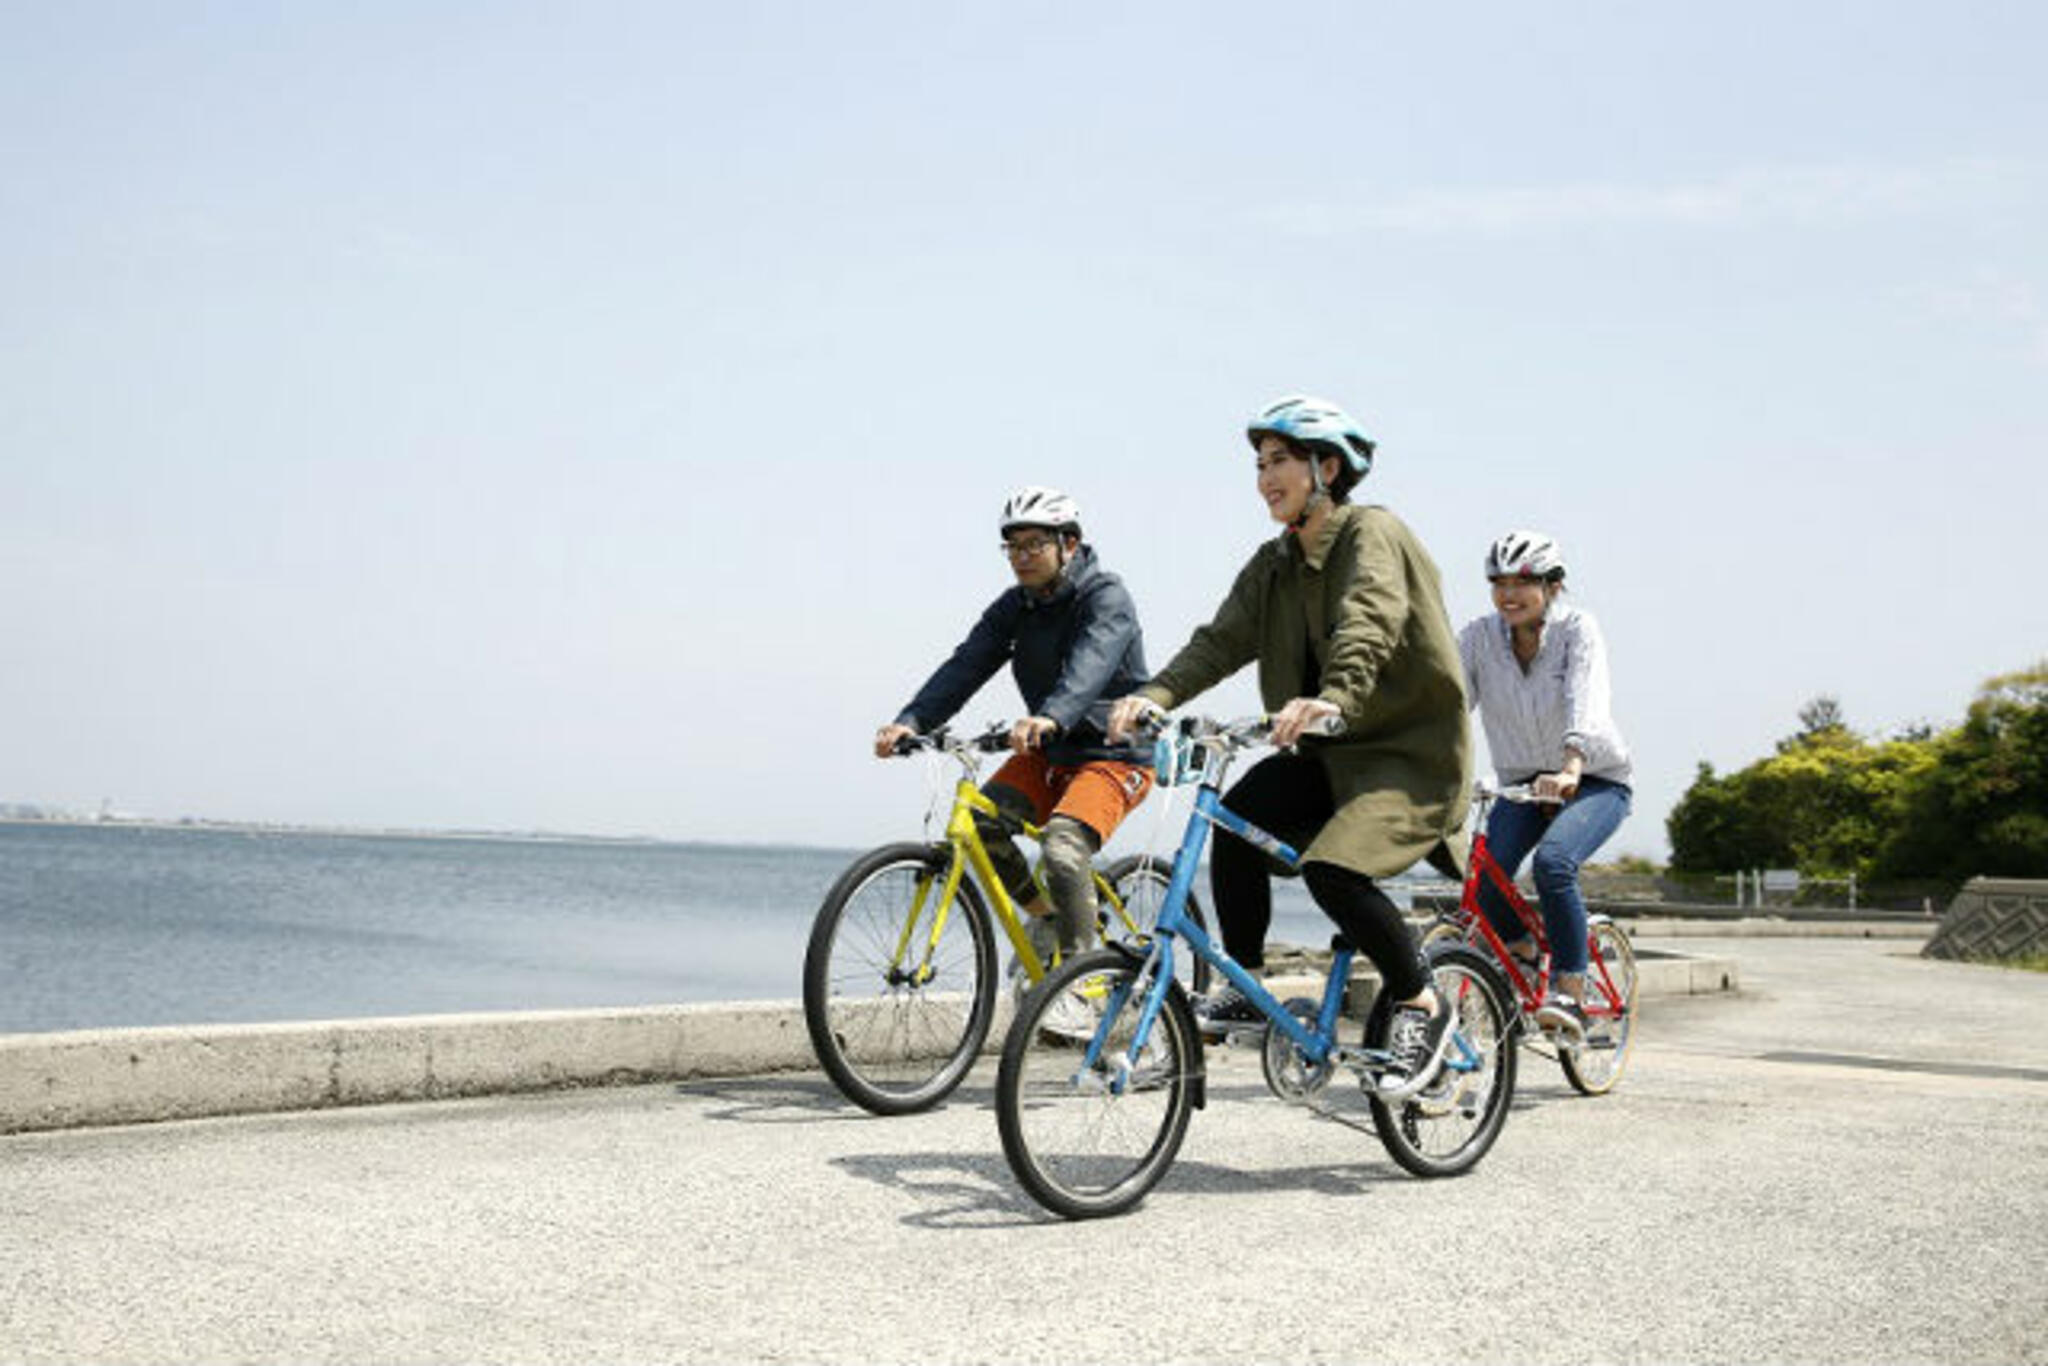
994, 715, 1519, 1219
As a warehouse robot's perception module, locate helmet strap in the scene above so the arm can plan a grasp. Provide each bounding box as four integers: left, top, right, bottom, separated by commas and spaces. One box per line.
1288, 456, 1332, 533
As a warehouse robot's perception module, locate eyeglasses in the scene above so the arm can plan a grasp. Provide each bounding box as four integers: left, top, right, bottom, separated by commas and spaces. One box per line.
1000, 537, 1058, 559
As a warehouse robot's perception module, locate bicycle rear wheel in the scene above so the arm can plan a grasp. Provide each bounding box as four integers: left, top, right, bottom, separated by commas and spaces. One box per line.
1560, 920, 1638, 1096
996, 948, 1199, 1219
802, 842, 997, 1115
1366, 942, 1517, 1178
1100, 854, 1212, 996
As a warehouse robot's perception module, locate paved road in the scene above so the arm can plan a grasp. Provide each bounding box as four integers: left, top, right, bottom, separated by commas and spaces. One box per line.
4, 936, 2045, 1365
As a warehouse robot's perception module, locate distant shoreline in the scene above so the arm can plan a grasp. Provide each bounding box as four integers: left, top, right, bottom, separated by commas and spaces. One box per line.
0, 815, 760, 850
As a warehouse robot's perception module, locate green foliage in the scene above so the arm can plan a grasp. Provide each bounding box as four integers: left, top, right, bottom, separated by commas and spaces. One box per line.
1875, 662, 2048, 882
1668, 667, 2048, 885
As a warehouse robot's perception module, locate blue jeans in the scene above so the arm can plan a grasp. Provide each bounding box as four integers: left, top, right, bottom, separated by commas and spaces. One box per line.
1475, 776, 1632, 975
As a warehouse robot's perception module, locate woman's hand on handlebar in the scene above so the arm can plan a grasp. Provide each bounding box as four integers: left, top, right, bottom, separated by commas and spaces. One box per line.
1106, 695, 1164, 744
1270, 697, 1342, 749
1532, 750, 1585, 802
873, 722, 917, 758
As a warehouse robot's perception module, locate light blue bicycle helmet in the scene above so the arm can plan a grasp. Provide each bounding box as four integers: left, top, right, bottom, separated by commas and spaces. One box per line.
1246, 395, 1376, 482
1247, 395, 1376, 525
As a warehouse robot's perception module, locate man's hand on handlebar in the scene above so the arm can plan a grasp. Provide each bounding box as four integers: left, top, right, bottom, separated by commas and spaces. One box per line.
1270, 697, 1342, 749
1010, 716, 1059, 754
873, 723, 917, 759
1105, 695, 1165, 744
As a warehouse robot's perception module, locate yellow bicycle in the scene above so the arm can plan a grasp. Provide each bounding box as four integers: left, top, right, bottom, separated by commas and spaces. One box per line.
802, 722, 1210, 1115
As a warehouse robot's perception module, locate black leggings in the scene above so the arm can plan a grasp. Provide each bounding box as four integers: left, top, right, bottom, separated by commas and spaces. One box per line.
1210, 751, 1432, 1001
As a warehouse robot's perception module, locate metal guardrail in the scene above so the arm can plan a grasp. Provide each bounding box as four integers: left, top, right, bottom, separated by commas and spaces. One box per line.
1409, 892, 1938, 923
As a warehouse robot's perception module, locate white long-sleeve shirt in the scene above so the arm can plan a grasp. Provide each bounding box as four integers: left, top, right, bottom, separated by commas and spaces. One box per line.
1458, 600, 1632, 786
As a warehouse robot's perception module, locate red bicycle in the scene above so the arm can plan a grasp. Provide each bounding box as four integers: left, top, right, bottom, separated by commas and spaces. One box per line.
1426, 784, 1639, 1095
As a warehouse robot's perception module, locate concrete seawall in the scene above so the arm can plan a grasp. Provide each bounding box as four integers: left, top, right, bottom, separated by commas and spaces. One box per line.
0, 933, 1777, 1136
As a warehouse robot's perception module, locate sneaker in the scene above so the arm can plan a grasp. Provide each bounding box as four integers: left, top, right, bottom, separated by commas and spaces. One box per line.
1036, 984, 1102, 1042
1535, 993, 1586, 1041
1376, 988, 1453, 1099
1194, 983, 1265, 1040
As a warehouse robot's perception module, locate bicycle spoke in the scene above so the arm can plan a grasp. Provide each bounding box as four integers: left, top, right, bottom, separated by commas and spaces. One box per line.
997, 951, 1196, 1218
803, 846, 997, 1115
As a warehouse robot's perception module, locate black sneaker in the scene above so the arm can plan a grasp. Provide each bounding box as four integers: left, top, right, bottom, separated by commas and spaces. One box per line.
1376, 988, 1453, 1098
1194, 983, 1265, 1040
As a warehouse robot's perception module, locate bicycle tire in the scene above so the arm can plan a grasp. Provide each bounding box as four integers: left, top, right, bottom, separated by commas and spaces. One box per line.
1365, 942, 1517, 1178
1560, 920, 1638, 1096
996, 948, 1200, 1219
1419, 916, 1466, 953
802, 842, 998, 1115
1100, 854, 1213, 996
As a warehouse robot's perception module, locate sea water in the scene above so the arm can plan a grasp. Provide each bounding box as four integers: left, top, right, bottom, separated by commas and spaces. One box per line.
0, 821, 1367, 1034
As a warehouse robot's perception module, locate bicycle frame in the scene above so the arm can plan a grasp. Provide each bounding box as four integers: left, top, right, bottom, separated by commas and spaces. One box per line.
1443, 790, 1628, 1028
892, 739, 1148, 990
1078, 722, 1485, 1091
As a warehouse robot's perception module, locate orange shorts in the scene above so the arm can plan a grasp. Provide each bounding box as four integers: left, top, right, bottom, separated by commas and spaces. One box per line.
986, 754, 1154, 843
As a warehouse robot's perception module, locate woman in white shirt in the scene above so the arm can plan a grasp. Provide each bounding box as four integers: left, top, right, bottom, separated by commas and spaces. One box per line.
1458, 531, 1633, 1036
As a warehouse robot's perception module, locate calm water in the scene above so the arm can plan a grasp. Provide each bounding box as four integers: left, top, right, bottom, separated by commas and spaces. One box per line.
0, 821, 1354, 1035
0, 823, 862, 1035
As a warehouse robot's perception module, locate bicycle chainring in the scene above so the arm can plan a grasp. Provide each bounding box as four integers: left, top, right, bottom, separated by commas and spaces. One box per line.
1260, 998, 1334, 1102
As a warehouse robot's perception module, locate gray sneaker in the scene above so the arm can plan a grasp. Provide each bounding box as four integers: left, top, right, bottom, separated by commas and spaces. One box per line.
1037, 985, 1101, 1040
1534, 993, 1587, 1041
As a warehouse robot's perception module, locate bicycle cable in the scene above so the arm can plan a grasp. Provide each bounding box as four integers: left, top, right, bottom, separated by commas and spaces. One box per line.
919, 741, 945, 843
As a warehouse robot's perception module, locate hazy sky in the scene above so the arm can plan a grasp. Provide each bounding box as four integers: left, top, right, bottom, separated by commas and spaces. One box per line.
6, 3, 2044, 860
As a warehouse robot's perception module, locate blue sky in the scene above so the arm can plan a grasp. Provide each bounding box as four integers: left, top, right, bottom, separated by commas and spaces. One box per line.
5, 3, 2044, 860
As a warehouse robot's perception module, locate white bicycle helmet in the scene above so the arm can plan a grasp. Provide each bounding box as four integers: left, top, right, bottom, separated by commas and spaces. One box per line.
1486, 530, 1567, 582
1246, 395, 1377, 483
999, 486, 1083, 535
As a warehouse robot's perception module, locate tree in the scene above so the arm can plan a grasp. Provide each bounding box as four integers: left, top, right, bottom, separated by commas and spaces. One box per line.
1670, 665, 2048, 886
1874, 662, 2048, 882
1795, 694, 1846, 741
1668, 703, 1938, 878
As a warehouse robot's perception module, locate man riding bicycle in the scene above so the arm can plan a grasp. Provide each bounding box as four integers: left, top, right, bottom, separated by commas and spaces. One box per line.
874, 487, 1154, 985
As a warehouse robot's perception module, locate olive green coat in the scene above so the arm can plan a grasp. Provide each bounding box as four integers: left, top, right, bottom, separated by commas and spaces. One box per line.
1140, 503, 1471, 880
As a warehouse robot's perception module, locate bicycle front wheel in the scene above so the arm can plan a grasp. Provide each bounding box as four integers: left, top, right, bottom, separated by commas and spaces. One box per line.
1366, 942, 1517, 1178
1100, 854, 1212, 996
1560, 920, 1638, 1096
996, 949, 1199, 1220
802, 842, 998, 1115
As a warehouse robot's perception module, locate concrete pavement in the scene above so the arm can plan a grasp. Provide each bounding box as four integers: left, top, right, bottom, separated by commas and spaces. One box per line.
3, 933, 2046, 1365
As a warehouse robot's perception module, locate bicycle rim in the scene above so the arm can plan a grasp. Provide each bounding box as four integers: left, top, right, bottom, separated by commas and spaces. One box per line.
1560, 921, 1638, 1096
1101, 855, 1212, 996
802, 844, 996, 1115
996, 949, 1197, 1219
1367, 945, 1517, 1178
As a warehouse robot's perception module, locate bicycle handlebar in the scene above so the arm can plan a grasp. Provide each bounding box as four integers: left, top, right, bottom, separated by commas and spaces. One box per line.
1481, 782, 1559, 806
887, 723, 1017, 759
1147, 712, 1346, 749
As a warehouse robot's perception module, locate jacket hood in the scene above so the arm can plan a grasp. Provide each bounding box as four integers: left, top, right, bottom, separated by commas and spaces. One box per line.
1022, 542, 1099, 607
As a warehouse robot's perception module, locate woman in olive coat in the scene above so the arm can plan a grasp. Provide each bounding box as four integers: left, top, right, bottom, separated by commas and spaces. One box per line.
1107, 395, 1470, 1097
